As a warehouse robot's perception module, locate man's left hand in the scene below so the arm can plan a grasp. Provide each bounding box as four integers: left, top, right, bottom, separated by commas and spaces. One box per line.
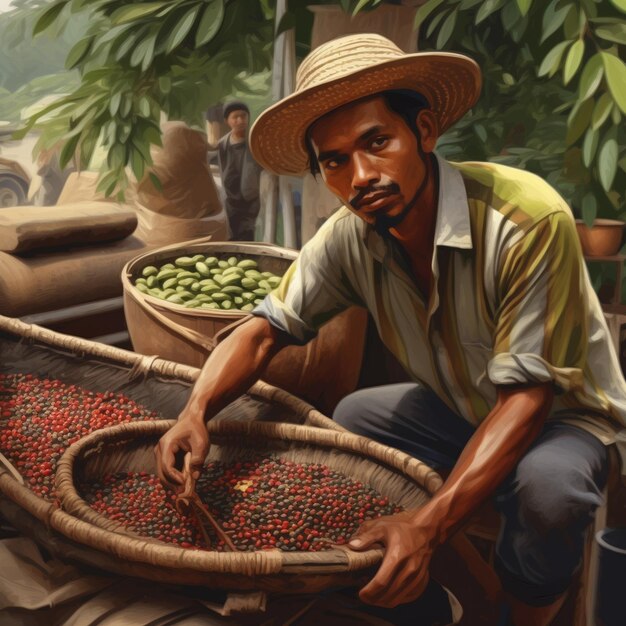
348, 510, 436, 608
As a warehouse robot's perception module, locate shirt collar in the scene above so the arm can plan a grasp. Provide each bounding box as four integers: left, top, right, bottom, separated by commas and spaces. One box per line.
361, 153, 473, 258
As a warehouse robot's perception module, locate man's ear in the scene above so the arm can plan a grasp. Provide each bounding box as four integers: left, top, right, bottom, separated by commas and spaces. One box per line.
415, 110, 439, 153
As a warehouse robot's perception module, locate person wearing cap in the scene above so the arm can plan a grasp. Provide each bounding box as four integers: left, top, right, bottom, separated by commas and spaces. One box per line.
157, 34, 625, 625
215, 100, 262, 241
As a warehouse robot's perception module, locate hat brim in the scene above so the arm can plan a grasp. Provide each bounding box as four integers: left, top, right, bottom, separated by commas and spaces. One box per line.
250, 52, 481, 176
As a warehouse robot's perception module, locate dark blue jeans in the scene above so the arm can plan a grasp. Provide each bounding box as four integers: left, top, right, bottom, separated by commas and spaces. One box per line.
333, 383, 609, 607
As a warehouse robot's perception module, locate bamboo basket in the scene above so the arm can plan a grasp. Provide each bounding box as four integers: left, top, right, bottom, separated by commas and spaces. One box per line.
0, 315, 345, 584
54, 419, 442, 592
122, 238, 369, 414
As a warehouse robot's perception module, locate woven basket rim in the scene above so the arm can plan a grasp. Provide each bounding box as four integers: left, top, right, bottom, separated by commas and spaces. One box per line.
55, 418, 441, 574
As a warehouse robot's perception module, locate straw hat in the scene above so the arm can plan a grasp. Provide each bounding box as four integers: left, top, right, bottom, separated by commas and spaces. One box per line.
250, 33, 481, 176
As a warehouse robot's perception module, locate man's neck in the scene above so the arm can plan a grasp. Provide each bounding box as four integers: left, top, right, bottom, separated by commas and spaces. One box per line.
230, 130, 246, 144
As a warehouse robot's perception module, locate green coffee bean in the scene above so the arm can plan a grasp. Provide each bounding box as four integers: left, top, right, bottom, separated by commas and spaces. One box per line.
178, 277, 196, 287
156, 269, 178, 282
261, 271, 273, 279
136, 278, 148, 286
210, 268, 223, 276
163, 277, 178, 290
227, 256, 238, 266
191, 254, 205, 263
253, 288, 268, 296
205, 257, 218, 267
234, 296, 244, 305
195, 262, 212, 277
223, 266, 244, 277
241, 303, 255, 312
184, 299, 201, 308
222, 285, 243, 295
201, 302, 220, 310
237, 259, 258, 270
175, 256, 196, 268
220, 300, 233, 310
176, 271, 197, 280
161, 288, 177, 298
161, 263, 176, 271
254, 298, 264, 306
142, 265, 159, 277
190, 282, 201, 293
147, 275, 157, 288
267, 276, 282, 288
258, 279, 272, 291
242, 291, 255, 302
222, 274, 243, 287
166, 295, 184, 304
135, 283, 149, 293
245, 270, 263, 280
213, 274, 225, 286
241, 277, 257, 290
211, 292, 230, 302
218, 260, 230, 269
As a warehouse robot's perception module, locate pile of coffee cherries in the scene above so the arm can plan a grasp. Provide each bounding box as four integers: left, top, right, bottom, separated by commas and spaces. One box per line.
0, 373, 158, 500
82, 457, 403, 552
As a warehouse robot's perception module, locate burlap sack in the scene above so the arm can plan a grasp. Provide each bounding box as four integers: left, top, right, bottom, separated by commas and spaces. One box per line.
136, 121, 222, 219
0, 202, 137, 254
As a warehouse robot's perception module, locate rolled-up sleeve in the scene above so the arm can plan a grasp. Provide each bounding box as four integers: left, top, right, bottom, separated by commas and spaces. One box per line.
253, 213, 362, 344
488, 211, 588, 391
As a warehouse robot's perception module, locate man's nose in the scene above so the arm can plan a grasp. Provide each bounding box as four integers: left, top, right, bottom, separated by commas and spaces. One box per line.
351, 152, 379, 189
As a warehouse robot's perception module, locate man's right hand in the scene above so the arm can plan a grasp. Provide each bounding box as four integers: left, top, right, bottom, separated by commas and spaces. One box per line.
155, 415, 209, 491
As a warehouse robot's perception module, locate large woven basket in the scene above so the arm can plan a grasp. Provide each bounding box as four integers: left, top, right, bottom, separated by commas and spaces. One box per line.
122, 238, 369, 414
0, 315, 346, 582
54, 418, 442, 593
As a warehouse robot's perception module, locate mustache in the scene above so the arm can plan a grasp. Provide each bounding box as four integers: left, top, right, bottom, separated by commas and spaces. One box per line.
349, 182, 400, 210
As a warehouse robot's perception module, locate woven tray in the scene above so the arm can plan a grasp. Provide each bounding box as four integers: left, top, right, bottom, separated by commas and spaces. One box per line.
54, 418, 442, 593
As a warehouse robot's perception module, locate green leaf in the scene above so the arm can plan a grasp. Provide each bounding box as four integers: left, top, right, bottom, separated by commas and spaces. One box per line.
149, 172, 163, 193
598, 129, 618, 191
111, 3, 165, 25
59, 133, 80, 170
595, 23, 626, 45
541, 0, 572, 43
474, 124, 487, 142
352, 0, 373, 16
609, 0, 626, 12
437, 9, 458, 49
578, 54, 604, 101
195, 0, 225, 47
163, 5, 201, 54
79, 128, 100, 171
426, 9, 450, 38
159, 76, 171, 94
138, 96, 151, 118
276, 10, 296, 36
581, 193, 597, 227
601, 52, 626, 114
566, 98, 594, 145
33, 2, 66, 36
502, 72, 515, 86
414, 0, 445, 30
109, 92, 122, 116
475, 0, 504, 25
130, 30, 157, 69
611, 104, 622, 125
563, 39, 584, 86
538, 40, 570, 78
130, 146, 146, 182
516, 0, 532, 17
592, 93, 613, 130
582, 127, 599, 167
107, 143, 126, 170
65, 36, 92, 70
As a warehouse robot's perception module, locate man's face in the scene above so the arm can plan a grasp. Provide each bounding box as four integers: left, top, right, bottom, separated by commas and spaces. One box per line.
226, 109, 249, 133
309, 97, 433, 229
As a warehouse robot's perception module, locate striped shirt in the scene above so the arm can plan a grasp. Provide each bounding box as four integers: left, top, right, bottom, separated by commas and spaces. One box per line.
254, 154, 626, 446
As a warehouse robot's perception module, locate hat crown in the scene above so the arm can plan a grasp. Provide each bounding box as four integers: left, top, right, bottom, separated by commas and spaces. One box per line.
296, 33, 405, 93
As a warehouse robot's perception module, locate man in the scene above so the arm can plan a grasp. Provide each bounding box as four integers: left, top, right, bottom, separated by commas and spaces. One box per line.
156, 34, 626, 625
215, 100, 262, 241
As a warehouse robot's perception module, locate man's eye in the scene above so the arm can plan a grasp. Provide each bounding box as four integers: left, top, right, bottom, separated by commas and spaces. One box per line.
371, 137, 388, 149
324, 158, 344, 170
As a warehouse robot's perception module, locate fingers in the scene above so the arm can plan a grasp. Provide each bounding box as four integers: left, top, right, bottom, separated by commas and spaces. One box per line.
360, 559, 429, 608
349, 521, 385, 551
155, 437, 185, 488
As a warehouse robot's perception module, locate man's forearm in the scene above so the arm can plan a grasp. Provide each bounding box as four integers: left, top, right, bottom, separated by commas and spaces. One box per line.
415, 384, 553, 546
182, 316, 291, 424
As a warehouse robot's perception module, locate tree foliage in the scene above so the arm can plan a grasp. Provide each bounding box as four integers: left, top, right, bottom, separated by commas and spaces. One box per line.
16, 0, 274, 198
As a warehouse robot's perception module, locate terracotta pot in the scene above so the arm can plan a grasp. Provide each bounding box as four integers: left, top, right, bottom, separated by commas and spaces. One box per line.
575, 219, 625, 257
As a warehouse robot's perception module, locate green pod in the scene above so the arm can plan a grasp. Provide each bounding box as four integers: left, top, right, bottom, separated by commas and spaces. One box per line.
148, 288, 163, 298
166, 294, 185, 305
210, 268, 223, 276
178, 277, 196, 287
227, 256, 238, 266
195, 262, 212, 277
222, 274, 243, 287
213, 274, 226, 286
222, 285, 243, 295
218, 260, 230, 269
175, 256, 196, 268
161, 263, 176, 271
199, 278, 217, 286
223, 266, 244, 277
195, 294, 212, 303
161, 288, 177, 298
261, 271, 273, 279
191, 254, 205, 263
242, 291, 255, 302
254, 298, 264, 306
253, 288, 268, 297
163, 277, 178, 290
220, 300, 233, 310
267, 276, 282, 288
244, 269, 263, 280
241, 303, 255, 312
205, 256, 218, 267
146, 275, 157, 288
177, 290, 194, 301
237, 259, 258, 270
211, 292, 230, 302
156, 269, 178, 282
184, 299, 201, 308
200, 284, 220, 294
258, 279, 272, 292
135, 283, 149, 294
176, 285, 186, 292
176, 271, 197, 280
141, 265, 159, 277
135, 277, 148, 286
234, 296, 244, 306
241, 277, 257, 290
190, 282, 201, 293
201, 302, 220, 310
